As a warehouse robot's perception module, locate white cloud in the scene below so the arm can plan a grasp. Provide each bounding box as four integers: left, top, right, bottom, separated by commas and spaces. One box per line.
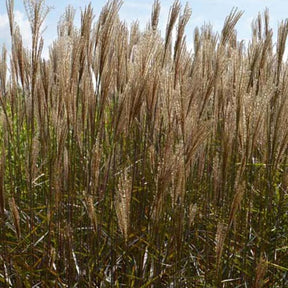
0, 10, 31, 50
0, 13, 9, 29
14, 10, 32, 48
0, 13, 10, 48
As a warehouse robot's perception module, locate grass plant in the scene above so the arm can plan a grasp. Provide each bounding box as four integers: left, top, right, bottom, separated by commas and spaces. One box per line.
0, 0, 288, 287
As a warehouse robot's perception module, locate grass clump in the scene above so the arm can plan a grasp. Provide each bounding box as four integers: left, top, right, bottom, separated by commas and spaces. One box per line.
0, 0, 288, 287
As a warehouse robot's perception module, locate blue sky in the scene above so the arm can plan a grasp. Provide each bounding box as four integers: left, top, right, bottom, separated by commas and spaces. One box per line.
0, 0, 287, 58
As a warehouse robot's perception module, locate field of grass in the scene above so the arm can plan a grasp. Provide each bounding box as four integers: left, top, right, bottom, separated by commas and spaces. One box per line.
0, 0, 288, 287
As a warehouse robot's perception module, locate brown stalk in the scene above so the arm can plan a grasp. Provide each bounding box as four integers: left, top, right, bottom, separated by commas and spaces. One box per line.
8, 197, 21, 240
254, 255, 268, 288
84, 193, 98, 233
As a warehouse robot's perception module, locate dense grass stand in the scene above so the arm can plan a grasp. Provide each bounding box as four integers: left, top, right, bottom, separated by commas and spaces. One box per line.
0, 0, 288, 287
